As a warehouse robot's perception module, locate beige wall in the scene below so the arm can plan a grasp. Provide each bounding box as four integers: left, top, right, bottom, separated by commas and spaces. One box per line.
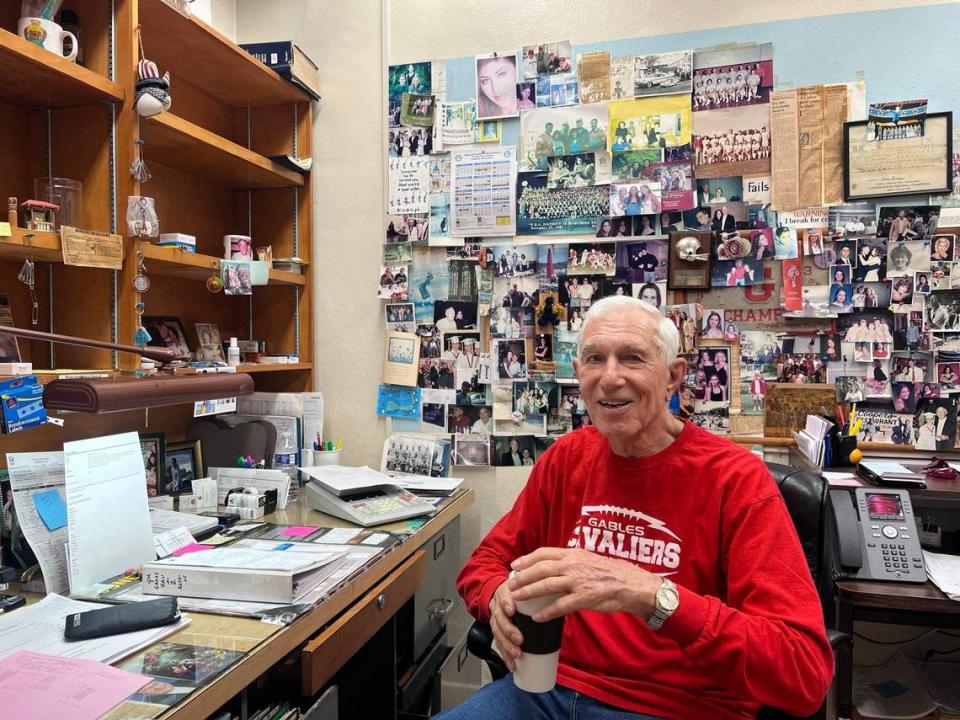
388, 0, 953, 61
228, 0, 955, 701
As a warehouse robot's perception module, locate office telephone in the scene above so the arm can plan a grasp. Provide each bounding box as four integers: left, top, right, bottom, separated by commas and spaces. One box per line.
829, 488, 927, 582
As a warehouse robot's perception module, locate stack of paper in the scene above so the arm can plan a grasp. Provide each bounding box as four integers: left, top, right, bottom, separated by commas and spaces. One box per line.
923, 550, 960, 600
0, 650, 151, 720
391, 473, 464, 495
793, 415, 833, 468
0, 594, 189, 664
150, 508, 218, 535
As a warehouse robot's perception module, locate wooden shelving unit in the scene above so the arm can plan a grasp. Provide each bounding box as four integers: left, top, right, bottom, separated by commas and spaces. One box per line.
0, 229, 63, 263
237, 362, 313, 374
140, 243, 307, 286
0, 28, 123, 107
0, 0, 315, 457
138, 0, 305, 107
140, 113, 304, 189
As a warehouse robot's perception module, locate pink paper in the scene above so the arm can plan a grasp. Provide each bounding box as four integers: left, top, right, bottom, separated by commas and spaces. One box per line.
0, 650, 151, 720
171, 543, 215, 556
279, 525, 320, 537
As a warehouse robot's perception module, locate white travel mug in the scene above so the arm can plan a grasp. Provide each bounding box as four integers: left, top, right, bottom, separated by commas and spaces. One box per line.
510, 576, 564, 693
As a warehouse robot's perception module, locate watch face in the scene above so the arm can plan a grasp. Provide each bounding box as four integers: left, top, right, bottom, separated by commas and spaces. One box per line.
659, 582, 680, 612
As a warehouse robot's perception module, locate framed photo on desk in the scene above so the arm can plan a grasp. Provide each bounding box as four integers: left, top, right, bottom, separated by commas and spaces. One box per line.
164, 440, 203, 495
139, 432, 166, 498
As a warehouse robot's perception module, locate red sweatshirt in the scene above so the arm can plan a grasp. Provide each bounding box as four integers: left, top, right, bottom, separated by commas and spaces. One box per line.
457, 422, 833, 719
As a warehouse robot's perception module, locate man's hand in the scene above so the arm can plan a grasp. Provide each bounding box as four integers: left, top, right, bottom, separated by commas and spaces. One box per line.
489, 581, 522, 671
508, 547, 663, 622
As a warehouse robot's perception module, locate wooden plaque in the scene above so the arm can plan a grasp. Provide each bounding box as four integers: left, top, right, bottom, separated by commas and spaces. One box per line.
763, 383, 837, 438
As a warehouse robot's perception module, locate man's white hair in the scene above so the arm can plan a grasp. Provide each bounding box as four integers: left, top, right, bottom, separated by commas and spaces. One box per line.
576, 295, 679, 365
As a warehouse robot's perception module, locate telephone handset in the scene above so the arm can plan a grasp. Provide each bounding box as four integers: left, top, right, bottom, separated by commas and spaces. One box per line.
828, 488, 926, 582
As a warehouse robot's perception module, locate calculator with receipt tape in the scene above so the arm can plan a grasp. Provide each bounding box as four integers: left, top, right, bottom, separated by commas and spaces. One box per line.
302, 465, 436, 526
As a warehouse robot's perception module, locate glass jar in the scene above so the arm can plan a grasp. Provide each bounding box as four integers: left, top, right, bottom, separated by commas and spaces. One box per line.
33, 177, 83, 229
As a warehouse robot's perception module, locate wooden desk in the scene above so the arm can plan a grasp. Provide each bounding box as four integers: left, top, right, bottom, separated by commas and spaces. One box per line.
834, 547, 960, 717
92, 488, 474, 720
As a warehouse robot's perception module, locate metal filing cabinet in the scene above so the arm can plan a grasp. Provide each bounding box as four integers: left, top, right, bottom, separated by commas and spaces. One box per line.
412, 515, 460, 659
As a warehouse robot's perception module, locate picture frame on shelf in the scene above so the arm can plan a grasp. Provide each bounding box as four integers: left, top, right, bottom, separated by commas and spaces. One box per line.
139, 432, 166, 498
164, 439, 203, 495
142, 316, 191, 359
195, 322, 226, 362
843, 111, 954, 201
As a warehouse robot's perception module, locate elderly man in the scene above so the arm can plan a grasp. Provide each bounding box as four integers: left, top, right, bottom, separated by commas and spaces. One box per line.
440, 295, 832, 720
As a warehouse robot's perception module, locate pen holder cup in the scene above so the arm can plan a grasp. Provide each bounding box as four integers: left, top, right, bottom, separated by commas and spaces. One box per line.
312, 449, 341, 467
834, 435, 859, 467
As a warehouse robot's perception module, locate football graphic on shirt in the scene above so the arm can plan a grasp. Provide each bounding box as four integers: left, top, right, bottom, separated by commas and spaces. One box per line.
567, 504, 682, 574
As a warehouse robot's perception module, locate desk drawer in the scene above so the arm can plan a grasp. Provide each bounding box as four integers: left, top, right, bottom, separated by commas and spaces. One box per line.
301, 550, 428, 695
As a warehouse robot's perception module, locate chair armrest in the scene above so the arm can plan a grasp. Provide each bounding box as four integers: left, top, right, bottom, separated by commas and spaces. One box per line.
467, 621, 510, 681
827, 629, 851, 650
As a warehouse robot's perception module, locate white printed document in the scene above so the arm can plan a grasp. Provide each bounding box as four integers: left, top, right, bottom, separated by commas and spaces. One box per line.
6, 452, 70, 594
64, 433, 155, 590
0, 594, 188, 664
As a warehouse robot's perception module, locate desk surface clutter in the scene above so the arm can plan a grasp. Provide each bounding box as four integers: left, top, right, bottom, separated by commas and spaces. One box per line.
1, 490, 473, 720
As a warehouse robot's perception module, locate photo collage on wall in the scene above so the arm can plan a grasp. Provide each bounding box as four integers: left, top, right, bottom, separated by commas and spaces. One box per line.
379, 37, 959, 462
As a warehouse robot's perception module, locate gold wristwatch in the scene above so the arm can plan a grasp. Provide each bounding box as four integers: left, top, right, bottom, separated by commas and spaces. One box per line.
646, 577, 680, 630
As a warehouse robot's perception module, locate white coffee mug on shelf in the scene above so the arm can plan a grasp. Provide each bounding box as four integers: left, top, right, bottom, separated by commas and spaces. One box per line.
18, 17, 78, 62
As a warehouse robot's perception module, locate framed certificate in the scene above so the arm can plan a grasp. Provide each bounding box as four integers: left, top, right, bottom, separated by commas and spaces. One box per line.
844, 112, 953, 201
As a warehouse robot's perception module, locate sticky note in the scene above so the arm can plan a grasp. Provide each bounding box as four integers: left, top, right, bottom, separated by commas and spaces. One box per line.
170, 543, 215, 557
273, 542, 294, 551
0, 222, 11, 237
33, 489, 67, 531
279, 525, 318, 538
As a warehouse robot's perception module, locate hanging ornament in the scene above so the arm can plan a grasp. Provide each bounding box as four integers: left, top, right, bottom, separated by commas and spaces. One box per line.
206, 274, 224, 293
130, 138, 152, 182
132, 250, 151, 293
17, 232, 38, 325
134, 27, 172, 118
134, 301, 151, 347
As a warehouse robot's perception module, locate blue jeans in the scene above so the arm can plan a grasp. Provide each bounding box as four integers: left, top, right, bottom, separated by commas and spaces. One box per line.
436, 676, 666, 719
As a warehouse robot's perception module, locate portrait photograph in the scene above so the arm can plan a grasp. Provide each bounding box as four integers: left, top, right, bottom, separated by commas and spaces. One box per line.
142, 316, 190, 358
930, 234, 956, 262
853, 238, 886, 282
164, 440, 202, 495
493, 435, 537, 467
475, 52, 519, 120
886, 240, 931, 278
193, 322, 224, 362
836, 376, 865, 403
495, 339, 528, 381
139, 432, 166, 498
433, 300, 478, 331
479, 119, 502, 143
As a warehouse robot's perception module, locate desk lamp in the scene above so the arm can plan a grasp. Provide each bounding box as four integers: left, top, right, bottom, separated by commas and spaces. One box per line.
1, 325, 254, 413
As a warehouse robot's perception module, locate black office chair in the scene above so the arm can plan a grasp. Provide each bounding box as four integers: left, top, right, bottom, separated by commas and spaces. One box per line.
466, 462, 850, 720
